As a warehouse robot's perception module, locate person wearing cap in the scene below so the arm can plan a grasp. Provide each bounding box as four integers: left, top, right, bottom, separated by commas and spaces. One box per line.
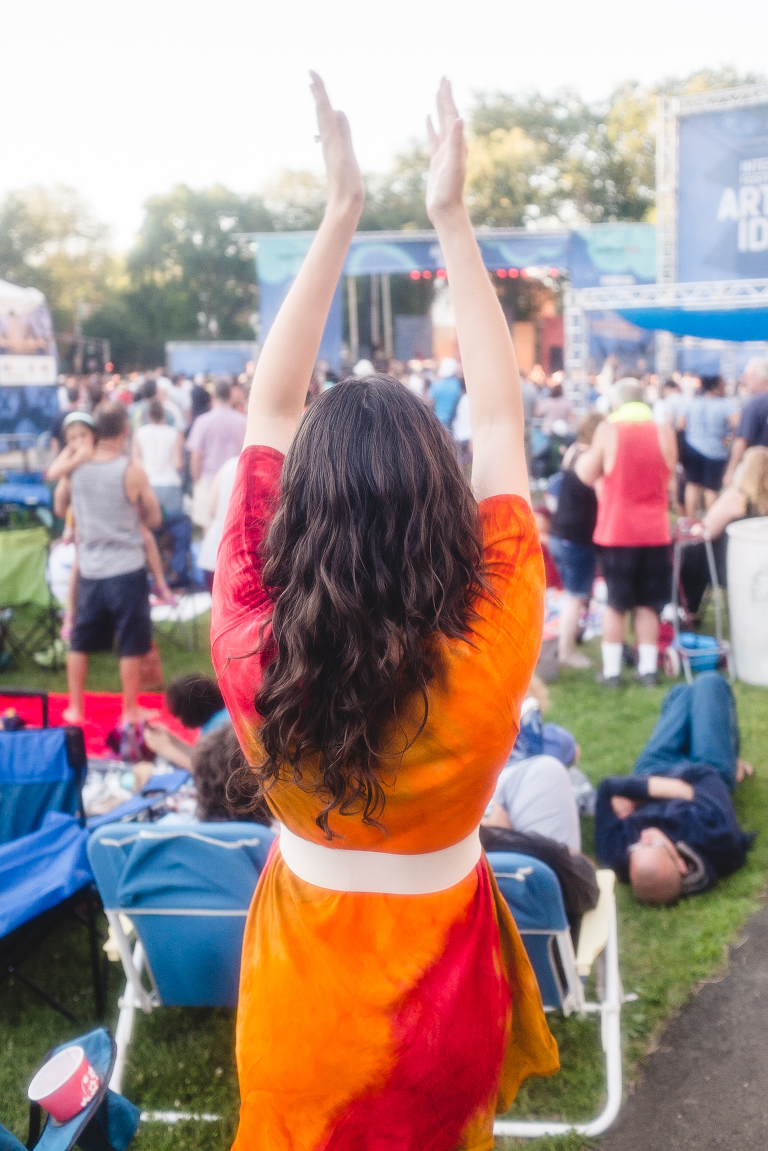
576, 378, 678, 687
427, 357, 462, 427
594, 672, 754, 904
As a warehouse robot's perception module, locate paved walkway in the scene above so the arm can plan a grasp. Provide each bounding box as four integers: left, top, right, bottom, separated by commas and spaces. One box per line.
601, 901, 768, 1150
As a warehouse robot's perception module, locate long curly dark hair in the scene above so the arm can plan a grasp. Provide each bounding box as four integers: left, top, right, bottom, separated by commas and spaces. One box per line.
232, 375, 487, 837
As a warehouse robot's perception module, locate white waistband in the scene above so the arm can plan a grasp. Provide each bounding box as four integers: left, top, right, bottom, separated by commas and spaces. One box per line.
278, 823, 482, 895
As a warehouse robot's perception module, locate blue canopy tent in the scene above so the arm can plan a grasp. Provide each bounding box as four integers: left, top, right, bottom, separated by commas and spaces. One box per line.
615, 306, 768, 341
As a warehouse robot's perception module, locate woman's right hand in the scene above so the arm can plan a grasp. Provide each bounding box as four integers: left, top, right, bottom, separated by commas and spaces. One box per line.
310, 71, 364, 214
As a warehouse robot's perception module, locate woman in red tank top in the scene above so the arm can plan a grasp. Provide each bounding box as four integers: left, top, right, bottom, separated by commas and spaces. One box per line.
593, 419, 672, 548
577, 383, 677, 688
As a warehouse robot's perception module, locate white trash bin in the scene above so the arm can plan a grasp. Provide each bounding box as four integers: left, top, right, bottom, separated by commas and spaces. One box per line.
726, 516, 768, 687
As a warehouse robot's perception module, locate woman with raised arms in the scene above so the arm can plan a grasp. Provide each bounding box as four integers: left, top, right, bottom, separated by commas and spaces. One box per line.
211, 73, 558, 1151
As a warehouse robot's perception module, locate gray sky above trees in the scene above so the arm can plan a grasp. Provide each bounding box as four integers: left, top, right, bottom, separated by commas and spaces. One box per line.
4, 0, 768, 249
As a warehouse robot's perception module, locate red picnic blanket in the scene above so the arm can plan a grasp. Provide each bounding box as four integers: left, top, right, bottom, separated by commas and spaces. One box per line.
0, 691, 197, 759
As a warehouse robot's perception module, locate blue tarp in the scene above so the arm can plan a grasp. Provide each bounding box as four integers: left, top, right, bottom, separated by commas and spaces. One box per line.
0, 482, 51, 507
617, 307, 768, 341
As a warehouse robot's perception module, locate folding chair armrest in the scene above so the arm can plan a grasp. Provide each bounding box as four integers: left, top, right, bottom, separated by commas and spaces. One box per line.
0, 687, 48, 727
575, 869, 616, 977
87, 795, 157, 830
141, 769, 190, 795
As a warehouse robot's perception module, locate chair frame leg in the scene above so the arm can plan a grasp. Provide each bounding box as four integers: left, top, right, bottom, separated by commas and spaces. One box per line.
85, 889, 107, 1021
493, 896, 623, 1139
105, 912, 158, 1095
1, 887, 102, 1024
6, 963, 77, 1023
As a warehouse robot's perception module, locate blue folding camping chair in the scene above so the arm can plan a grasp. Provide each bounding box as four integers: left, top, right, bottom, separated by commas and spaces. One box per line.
488, 853, 624, 1139
0, 694, 105, 1021
87, 821, 276, 1112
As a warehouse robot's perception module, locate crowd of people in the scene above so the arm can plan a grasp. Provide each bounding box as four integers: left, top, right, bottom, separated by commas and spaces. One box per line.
48, 351, 768, 889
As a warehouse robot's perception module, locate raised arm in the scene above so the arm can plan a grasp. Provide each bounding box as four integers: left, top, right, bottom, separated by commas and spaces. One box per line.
698, 485, 747, 540
425, 79, 528, 503
245, 73, 364, 455
46, 440, 93, 482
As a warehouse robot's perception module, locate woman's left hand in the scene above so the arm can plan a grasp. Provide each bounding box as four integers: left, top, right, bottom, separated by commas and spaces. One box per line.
310, 71, 364, 212
426, 77, 467, 224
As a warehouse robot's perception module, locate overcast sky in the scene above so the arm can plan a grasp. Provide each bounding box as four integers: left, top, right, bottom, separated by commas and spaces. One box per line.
5, 0, 768, 249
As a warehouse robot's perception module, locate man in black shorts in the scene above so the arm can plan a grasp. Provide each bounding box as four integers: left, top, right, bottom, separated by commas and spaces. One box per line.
53, 402, 162, 725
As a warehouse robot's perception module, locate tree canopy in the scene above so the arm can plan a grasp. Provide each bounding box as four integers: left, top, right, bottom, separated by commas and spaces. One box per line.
0, 185, 114, 335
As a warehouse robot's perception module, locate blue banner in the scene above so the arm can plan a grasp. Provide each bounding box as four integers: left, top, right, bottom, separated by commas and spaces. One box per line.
678, 104, 768, 283
568, 224, 655, 288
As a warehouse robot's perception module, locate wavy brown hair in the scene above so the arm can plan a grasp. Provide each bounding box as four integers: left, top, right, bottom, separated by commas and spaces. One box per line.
232, 375, 487, 837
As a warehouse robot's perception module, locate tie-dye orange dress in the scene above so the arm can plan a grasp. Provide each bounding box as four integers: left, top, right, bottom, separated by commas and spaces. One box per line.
211, 445, 558, 1151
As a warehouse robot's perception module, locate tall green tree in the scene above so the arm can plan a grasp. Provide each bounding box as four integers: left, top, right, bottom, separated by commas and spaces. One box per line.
467, 67, 765, 227
84, 184, 273, 367
0, 185, 115, 334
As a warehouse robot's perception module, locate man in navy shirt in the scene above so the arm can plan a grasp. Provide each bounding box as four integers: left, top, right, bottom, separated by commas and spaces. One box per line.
723, 357, 768, 486
595, 673, 754, 904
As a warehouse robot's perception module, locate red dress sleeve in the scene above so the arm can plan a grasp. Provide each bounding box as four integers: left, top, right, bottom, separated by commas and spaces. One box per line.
210, 445, 284, 760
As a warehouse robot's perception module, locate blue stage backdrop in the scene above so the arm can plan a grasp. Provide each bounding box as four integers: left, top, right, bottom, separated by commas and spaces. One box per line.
255, 224, 656, 370
678, 104, 768, 283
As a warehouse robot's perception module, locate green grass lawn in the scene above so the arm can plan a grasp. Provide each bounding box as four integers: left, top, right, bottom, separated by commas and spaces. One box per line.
1, 622, 766, 1151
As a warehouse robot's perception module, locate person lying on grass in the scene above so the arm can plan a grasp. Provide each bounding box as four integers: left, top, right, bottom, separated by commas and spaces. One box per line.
595, 672, 754, 905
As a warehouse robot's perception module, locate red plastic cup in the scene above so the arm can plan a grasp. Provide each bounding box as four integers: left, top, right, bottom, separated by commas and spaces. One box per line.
28, 1045, 101, 1123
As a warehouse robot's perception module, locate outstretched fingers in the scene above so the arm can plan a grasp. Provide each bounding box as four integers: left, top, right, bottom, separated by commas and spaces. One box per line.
310, 70, 334, 136
436, 76, 460, 139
